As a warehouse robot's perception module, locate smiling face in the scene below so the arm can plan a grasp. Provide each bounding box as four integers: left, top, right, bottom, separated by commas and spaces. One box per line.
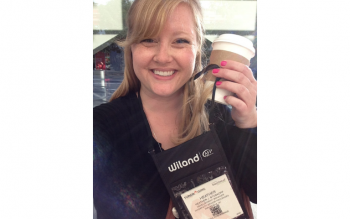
131, 3, 198, 99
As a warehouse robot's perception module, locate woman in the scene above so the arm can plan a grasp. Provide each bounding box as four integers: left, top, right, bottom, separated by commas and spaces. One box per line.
93, 0, 257, 218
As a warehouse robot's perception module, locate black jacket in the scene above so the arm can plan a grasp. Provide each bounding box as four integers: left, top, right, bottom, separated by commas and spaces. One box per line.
93, 92, 257, 219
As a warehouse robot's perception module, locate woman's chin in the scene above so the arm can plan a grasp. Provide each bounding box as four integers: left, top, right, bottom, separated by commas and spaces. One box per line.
151, 87, 183, 98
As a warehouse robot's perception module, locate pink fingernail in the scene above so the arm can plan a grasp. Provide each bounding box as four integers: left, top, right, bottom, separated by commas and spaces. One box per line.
224, 96, 227, 99
216, 81, 222, 86
221, 61, 227, 66
212, 69, 220, 73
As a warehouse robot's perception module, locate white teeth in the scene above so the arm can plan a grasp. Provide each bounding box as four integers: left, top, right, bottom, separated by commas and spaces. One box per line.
153, 70, 175, 76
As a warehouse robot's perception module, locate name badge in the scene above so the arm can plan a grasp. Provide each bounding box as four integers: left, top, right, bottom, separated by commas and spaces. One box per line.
181, 174, 244, 219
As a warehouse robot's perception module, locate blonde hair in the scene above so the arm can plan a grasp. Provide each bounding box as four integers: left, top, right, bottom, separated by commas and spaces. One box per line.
110, 0, 212, 145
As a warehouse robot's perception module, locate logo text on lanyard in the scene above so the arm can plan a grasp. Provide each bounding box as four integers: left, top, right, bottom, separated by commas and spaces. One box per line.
167, 149, 214, 172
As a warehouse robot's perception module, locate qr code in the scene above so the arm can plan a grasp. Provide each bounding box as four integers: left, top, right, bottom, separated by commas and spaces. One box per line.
210, 204, 223, 217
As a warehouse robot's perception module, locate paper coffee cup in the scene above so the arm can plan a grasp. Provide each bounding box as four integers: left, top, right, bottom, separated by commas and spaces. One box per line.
206, 34, 255, 105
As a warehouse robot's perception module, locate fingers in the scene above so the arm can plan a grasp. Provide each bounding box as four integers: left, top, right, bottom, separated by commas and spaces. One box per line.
211, 60, 257, 128
219, 60, 256, 87
225, 94, 257, 128
224, 95, 247, 113
216, 80, 256, 106
213, 68, 255, 92
212, 60, 257, 106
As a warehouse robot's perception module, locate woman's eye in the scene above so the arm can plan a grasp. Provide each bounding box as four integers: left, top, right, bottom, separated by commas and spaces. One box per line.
141, 39, 155, 43
176, 39, 190, 44
140, 39, 157, 47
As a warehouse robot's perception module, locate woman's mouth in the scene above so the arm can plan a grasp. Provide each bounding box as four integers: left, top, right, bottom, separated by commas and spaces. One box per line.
153, 70, 175, 76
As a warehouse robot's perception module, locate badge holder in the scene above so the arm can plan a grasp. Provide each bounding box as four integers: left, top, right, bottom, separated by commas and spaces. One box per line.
147, 65, 251, 219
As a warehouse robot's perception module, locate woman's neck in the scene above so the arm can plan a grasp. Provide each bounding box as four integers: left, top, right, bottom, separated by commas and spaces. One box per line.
139, 86, 184, 150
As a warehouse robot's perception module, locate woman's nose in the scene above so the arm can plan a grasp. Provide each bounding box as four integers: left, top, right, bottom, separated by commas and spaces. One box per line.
153, 42, 173, 63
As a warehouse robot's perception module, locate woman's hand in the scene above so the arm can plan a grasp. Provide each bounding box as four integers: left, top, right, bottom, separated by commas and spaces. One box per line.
213, 60, 257, 128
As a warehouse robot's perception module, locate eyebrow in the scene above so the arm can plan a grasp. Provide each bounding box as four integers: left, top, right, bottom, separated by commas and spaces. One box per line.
172, 30, 195, 37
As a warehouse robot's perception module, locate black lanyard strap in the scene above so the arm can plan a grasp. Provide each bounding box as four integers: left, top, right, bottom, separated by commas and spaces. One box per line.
193, 63, 222, 124
193, 64, 220, 80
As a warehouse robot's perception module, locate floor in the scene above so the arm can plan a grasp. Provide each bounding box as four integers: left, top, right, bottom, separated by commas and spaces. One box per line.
93, 70, 257, 218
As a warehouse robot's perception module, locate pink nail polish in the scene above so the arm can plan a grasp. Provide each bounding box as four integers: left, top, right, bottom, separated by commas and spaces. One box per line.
221, 61, 227, 66
216, 81, 222, 86
224, 96, 227, 99
212, 69, 219, 73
